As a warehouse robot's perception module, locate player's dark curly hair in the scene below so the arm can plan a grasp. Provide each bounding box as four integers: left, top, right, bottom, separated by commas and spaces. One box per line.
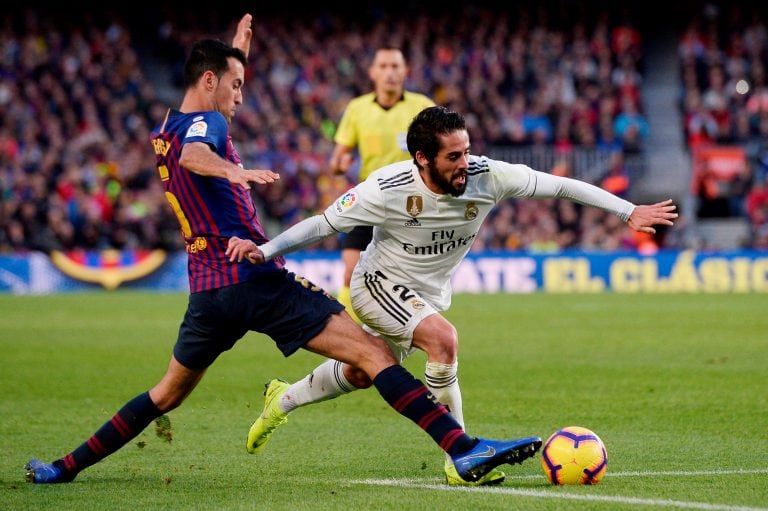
406, 106, 466, 162
183, 39, 247, 89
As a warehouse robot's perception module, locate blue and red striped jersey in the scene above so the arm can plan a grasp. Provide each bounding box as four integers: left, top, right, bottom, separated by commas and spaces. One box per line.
150, 109, 285, 292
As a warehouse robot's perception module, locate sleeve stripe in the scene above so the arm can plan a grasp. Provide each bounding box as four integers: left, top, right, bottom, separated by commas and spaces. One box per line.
322, 212, 343, 233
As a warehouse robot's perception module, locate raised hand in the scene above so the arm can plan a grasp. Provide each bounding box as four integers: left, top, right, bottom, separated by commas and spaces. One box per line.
232, 13, 253, 58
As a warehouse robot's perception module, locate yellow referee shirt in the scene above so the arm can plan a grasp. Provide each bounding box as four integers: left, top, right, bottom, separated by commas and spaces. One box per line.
334, 91, 435, 180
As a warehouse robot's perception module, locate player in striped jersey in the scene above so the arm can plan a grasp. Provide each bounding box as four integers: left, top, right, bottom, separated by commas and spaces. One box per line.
25, 20, 538, 486
329, 47, 435, 324
229, 106, 677, 485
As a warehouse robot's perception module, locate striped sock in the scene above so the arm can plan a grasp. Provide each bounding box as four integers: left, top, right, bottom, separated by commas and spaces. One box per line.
372, 365, 476, 456
55, 391, 161, 478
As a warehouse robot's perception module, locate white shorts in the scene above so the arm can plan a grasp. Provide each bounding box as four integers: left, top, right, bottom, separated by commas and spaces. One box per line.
350, 266, 438, 362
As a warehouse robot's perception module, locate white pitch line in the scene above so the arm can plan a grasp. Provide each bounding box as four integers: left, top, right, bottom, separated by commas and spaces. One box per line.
350, 469, 768, 511
500, 468, 768, 480
606, 469, 768, 477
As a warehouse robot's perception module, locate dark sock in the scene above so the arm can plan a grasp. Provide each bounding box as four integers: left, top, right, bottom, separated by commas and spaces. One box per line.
56, 391, 162, 478
373, 365, 476, 456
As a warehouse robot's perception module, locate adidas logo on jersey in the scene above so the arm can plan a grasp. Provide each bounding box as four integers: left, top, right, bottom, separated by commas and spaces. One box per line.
404, 218, 421, 227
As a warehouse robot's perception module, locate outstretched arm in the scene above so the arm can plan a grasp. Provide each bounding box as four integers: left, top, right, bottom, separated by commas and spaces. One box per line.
227, 214, 338, 264
530, 171, 677, 230
627, 199, 678, 234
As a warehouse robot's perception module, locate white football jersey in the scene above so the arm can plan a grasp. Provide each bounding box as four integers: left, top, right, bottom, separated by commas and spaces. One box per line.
324, 154, 634, 311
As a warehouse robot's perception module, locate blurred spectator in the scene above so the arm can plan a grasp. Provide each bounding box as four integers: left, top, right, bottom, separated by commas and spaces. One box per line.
600, 151, 631, 198
613, 96, 648, 153
694, 155, 752, 218
746, 177, 768, 227
683, 91, 719, 147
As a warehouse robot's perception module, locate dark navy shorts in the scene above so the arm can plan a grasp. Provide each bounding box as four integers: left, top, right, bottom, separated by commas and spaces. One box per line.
174, 269, 345, 369
341, 225, 373, 251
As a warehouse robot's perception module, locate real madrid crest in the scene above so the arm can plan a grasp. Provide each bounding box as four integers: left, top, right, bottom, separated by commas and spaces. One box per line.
465, 201, 479, 220
406, 195, 423, 217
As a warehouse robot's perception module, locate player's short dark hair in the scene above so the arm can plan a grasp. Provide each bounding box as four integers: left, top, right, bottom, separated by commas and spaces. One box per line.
406, 106, 466, 160
183, 39, 247, 89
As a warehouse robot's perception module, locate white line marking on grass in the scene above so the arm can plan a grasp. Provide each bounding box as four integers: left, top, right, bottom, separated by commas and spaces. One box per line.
609, 469, 768, 477
501, 468, 768, 480
350, 469, 768, 511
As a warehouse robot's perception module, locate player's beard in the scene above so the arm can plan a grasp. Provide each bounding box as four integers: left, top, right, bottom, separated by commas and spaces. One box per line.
427, 160, 467, 197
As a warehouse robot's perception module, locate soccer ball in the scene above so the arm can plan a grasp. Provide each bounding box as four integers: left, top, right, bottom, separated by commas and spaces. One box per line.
541, 426, 608, 485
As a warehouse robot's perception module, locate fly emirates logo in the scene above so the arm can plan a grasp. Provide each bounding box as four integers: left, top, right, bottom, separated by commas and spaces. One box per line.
401, 229, 477, 256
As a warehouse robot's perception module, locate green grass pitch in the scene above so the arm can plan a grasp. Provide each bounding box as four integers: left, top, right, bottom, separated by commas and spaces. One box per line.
0, 292, 766, 510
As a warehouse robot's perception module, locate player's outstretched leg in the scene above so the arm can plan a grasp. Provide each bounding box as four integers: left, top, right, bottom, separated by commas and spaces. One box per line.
25, 391, 163, 484
246, 379, 290, 453
451, 436, 542, 483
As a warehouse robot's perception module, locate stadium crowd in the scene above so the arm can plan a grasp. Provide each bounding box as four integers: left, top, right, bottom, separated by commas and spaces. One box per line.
2, 3, 764, 254
679, 3, 768, 247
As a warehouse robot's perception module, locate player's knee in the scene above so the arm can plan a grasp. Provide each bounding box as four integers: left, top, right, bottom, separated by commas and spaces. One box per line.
444, 326, 459, 357
423, 325, 459, 362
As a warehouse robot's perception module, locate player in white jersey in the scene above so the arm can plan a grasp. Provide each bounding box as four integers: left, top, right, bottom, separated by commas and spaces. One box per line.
227, 106, 677, 485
